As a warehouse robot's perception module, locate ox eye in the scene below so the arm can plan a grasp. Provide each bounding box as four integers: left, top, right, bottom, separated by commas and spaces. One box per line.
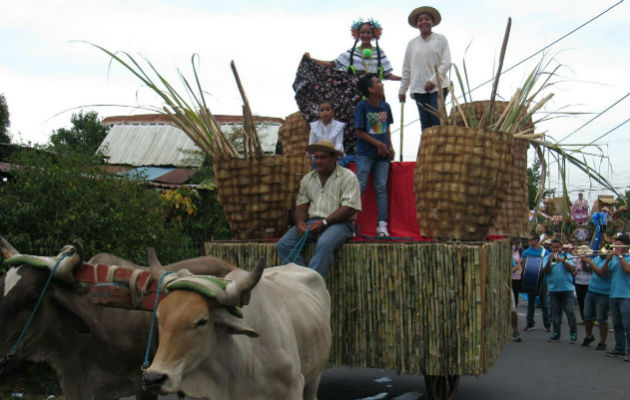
194, 318, 209, 328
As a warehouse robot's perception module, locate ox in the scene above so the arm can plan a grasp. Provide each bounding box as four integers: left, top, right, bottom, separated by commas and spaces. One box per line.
0, 236, 236, 400
142, 249, 332, 399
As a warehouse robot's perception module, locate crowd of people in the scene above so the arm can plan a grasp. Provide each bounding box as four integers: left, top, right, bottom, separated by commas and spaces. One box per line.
511, 231, 630, 363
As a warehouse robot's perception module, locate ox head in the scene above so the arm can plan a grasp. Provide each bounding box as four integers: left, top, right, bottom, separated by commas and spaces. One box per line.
142, 249, 265, 396
0, 236, 90, 372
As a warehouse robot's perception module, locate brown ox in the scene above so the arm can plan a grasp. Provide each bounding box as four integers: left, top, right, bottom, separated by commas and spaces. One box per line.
143, 250, 332, 399
0, 236, 236, 400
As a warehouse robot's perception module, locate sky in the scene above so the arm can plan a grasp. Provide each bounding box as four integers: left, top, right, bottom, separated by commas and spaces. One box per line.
0, 0, 628, 203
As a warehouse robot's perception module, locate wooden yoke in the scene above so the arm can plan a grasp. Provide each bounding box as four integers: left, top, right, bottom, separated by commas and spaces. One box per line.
74, 263, 163, 311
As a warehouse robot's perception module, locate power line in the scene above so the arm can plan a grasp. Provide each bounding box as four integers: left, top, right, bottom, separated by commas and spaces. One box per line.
579, 117, 630, 149
558, 92, 630, 143
391, 0, 626, 134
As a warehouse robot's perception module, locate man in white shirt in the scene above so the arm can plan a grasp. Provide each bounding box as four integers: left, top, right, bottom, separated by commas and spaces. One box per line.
398, 6, 451, 132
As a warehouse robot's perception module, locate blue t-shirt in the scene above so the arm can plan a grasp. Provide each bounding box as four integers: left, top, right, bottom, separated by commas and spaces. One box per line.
544, 252, 575, 292
588, 257, 611, 295
608, 254, 630, 299
354, 99, 393, 159
521, 246, 547, 260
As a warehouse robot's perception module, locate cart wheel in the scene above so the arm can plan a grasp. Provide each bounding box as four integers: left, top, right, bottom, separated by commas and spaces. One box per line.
423, 374, 460, 400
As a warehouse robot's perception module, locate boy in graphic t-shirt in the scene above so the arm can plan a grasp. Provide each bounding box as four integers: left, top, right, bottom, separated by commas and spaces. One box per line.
354, 73, 394, 237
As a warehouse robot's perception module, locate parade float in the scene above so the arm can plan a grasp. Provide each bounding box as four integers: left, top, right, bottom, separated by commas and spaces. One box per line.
78, 25, 625, 399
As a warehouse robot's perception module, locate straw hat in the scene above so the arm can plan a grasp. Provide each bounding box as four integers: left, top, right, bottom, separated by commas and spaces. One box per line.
305, 140, 342, 156
408, 6, 441, 28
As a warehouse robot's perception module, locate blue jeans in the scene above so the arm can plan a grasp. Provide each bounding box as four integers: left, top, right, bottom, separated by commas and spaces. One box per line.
526, 282, 550, 327
609, 297, 630, 353
277, 219, 353, 276
412, 89, 448, 131
355, 155, 389, 222
549, 291, 577, 336
584, 291, 609, 323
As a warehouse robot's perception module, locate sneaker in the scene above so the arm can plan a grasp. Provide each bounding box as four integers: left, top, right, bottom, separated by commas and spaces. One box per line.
512, 332, 522, 342
595, 343, 607, 351
581, 336, 595, 347
605, 350, 626, 357
547, 333, 560, 342
523, 324, 535, 331
376, 221, 389, 237
544, 324, 552, 332
570, 334, 578, 344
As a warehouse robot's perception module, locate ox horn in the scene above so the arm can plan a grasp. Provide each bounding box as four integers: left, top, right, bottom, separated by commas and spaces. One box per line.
0, 236, 19, 259
2, 239, 83, 283
147, 248, 167, 282
224, 257, 266, 306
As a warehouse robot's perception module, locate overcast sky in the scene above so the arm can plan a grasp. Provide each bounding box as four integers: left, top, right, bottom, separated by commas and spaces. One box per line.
1, 0, 628, 202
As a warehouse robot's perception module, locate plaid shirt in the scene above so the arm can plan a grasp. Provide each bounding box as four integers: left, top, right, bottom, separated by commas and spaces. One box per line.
296, 165, 361, 219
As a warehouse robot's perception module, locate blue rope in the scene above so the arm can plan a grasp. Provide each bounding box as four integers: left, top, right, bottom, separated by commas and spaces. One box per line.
281, 228, 310, 265
142, 271, 174, 369
9, 254, 70, 356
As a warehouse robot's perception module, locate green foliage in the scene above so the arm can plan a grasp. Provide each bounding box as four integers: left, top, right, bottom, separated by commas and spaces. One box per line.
0, 149, 195, 267
49, 111, 109, 154
0, 94, 9, 144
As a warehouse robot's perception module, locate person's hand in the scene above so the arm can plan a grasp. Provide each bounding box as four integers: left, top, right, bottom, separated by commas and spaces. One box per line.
307, 220, 325, 234
398, 94, 406, 103
296, 221, 308, 237
606, 252, 614, 261
424, 81, 436, 91
512, 266, 519, 274
388, 146, 396, 159
376, 142, 388, 157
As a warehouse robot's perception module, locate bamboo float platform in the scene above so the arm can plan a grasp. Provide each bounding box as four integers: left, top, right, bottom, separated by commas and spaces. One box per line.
204, 240, 511, 377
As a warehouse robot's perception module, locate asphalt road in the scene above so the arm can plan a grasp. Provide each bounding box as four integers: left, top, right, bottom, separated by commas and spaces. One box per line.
151, 302, 629, 400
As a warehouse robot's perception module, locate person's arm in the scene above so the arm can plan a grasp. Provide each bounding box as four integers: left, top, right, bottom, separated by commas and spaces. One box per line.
398, 42, 412, 102
304, 52, 334, 67
426, 36, 451, 91
557, 253, 575, 273
293, 203, 309, 237
386, 74, 401, 81
600, 254, 613, 276
386, 125, 394, 158
616, 252, 630, 274
542, 254, 553, 275
356, 128, 388, 156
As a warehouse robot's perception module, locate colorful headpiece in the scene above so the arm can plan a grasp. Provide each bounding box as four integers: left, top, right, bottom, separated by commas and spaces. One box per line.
351, 18, 382, 40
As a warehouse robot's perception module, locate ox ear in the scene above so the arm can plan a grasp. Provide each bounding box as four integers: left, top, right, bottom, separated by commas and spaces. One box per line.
214, 308, 259, 338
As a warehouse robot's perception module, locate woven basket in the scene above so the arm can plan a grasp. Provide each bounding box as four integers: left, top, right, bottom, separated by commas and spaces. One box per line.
414, 125, 514, 240
213, 155, 310, 239
277, 112, 310, 156
451, 101, 532, 237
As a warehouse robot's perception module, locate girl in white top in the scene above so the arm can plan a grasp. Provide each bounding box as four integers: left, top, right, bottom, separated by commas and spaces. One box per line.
309, 100, 346, 155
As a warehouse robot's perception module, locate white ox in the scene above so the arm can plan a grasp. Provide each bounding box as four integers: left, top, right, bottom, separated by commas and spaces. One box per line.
142, 250, 331, 399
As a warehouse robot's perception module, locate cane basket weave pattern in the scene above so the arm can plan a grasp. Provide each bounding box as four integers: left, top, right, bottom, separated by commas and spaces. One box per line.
450, 101, 532, 237
277, 112, 310, 156
414, 126, 514, 240
213, 155, 311, 239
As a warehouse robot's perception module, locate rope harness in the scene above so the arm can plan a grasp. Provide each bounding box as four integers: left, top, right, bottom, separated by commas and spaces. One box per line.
142, 270, 174, 370
281, 228, 311, 265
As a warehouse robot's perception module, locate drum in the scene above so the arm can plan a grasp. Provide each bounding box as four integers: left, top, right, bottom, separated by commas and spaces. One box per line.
521, 256, 543, 293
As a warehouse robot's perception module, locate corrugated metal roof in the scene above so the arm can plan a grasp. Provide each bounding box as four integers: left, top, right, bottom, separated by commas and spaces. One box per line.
98, 124, 204, 167
102, 114, 284, 125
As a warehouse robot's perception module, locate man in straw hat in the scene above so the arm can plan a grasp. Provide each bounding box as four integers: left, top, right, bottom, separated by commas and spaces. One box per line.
277, 140, 361, 276
398, 5, 451, 132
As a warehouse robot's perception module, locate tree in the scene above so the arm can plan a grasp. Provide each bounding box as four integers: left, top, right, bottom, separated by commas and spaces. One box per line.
0, 149, 195, 266
0, 94, 9, 144
49, 111, 109, 154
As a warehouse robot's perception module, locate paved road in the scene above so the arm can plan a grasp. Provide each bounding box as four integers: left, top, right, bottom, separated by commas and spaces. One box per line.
151, 303, 629, 399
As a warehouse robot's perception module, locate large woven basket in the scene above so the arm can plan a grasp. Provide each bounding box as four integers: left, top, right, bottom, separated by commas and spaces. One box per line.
451, 101, 532, 237
213, 155, 310, 239
414, 125, 514, 240
277, 112, 310, 156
